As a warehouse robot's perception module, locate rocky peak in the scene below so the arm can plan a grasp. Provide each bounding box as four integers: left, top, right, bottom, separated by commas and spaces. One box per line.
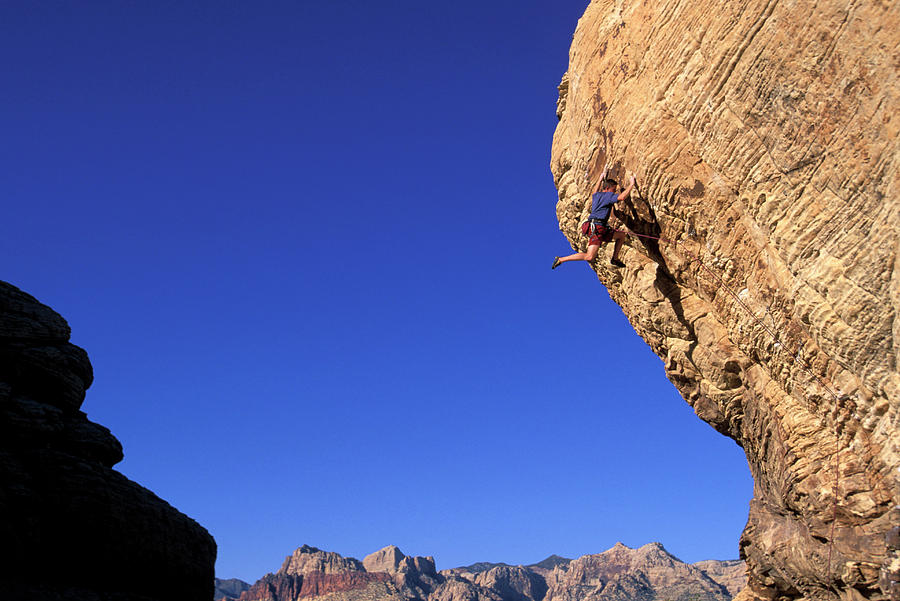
281, 545, 366, 575
632, 542, 682, 565
528, 556, 572, 573
545, 542, 729, 601
233, 543, 741, 601
474, 565, 548, 601
240, 546, 391, 601
363, 545, 437, 577
365, 546, 411, 574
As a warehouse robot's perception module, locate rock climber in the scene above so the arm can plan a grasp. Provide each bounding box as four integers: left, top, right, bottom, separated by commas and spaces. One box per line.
552, 163, 635, 270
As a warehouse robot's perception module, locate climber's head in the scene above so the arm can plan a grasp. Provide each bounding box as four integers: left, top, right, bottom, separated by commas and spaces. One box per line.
602, 178, 617, 191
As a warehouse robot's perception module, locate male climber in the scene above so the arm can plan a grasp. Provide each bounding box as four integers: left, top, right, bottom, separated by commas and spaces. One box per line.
552, 164, 635, 270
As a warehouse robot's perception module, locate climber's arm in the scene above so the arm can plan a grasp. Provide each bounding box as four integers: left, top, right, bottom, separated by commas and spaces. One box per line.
591, 162, 611, 194
618, 174, 636, 201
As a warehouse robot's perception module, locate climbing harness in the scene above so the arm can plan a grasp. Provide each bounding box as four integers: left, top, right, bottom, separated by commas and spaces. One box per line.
588, 218, 609, 238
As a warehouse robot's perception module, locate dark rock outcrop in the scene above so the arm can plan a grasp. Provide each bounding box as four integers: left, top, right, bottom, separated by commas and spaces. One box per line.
0, 281, 216, 601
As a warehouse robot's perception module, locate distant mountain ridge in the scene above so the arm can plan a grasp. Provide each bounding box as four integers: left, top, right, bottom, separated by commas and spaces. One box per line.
217, 542, 745, 601
450, 555, 573, 576
216, 578, 251, 600
528, 556, 572, 572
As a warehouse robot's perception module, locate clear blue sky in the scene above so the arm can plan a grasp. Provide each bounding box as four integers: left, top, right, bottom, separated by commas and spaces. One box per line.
2, 0, 752, 583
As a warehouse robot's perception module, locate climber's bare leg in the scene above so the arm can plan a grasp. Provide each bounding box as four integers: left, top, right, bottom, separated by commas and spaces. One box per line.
611, 231, 626, 261
557, 243, 600, 265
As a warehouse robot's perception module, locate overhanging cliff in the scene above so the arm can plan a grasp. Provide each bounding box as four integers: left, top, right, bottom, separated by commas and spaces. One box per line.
550, 2, 899, 601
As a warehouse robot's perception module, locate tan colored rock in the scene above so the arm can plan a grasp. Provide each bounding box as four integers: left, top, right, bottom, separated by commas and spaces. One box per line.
429, 578, 504, 601
283, 545, 366, 575
551, 2, 899, 601
365, 546, 413, 575
694, 560, 748, 598
236, 543, 744, 601
544, 542, 731, 601
474, 566, 548, 601
240, 546, 393, 601
363, 545, 438, 592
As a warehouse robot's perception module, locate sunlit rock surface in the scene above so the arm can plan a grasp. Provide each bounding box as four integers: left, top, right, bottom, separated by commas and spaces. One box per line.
694, 560, 749, 598
236, 545, 443, 601
229, 543, 740, 601
550, 2, 899, 600
544, 543, 731, 601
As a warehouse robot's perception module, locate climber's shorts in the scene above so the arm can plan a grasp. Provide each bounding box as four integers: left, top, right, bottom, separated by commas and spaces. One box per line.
582, 221, 614, 246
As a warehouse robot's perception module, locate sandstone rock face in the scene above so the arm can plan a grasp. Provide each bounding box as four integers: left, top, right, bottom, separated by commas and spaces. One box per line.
287, 545, 368, 575
0, 281, 216, 601
474, 566, 549, 601
550, 2, 899, 601
364, 545, 439, 584
365, 546, 412, 575
240, 570, 396, 601
428, 577, 504, 601
544, 542, 731, 601
238, 545, 441, 601
694, 560, 750, 598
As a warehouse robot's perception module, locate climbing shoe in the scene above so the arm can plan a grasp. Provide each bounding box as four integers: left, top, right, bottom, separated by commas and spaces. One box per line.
610, 258, 626, 268
551, 257, 561, 270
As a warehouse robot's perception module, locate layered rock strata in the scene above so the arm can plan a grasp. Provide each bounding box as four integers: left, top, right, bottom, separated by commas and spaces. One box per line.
0, 281, 216, 601
551, 2, 899, 601
694, 560, 751, 598
229, 543, 740, 601
544, 542, 732, 601
235, 545, 451, 601
474, 565, 548, 601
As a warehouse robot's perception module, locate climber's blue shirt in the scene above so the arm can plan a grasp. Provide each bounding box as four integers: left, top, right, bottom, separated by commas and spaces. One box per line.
589, 190, 619, 222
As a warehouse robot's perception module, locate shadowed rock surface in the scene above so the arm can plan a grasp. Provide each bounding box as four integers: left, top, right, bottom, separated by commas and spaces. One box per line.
0, 281, 216, 601
551, 2, 899, 600
228, 543, 741, 601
